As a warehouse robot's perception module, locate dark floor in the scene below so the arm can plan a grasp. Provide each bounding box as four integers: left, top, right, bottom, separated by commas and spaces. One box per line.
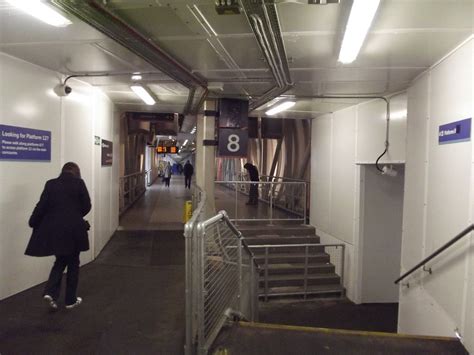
259, 298, 399, 333
0, 230, 185, 355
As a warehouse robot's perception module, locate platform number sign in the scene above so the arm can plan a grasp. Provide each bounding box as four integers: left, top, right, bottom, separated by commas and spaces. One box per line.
218, 129, 248, 157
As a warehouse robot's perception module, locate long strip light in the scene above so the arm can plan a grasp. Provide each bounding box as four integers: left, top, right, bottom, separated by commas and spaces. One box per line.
7, 0, 72, 27
338, 0, 380, 64
130, 85, 156, 105
265, 101, 296, 116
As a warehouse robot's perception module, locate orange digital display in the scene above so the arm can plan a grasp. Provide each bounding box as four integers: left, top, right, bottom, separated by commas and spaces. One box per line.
157, 146, 177, 154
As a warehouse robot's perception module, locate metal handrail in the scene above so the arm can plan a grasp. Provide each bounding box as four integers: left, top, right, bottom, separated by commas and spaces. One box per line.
215, 180, 308, 224
394, 224, 474, 284
193, 210, 259, 354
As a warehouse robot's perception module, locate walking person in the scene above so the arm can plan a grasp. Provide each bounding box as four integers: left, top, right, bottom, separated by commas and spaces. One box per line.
183, 160, 194, 189
164, 161, 172, 187
244, 162, 259, 205
25, 162, 91, 310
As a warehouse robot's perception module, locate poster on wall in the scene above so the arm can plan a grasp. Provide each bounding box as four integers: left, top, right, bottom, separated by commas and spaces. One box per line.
101, 139, 113, 166
0, 124, 51, 161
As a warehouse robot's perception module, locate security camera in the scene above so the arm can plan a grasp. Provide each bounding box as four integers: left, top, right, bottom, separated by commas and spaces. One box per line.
54, 84, 72, 97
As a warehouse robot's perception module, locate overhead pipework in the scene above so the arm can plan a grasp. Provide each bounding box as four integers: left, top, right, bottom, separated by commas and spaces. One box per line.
240, 0, 294, 112
48, 0, 208, 114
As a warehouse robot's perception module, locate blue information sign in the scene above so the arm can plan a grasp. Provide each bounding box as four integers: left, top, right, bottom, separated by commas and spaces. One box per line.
438, 118, 471, 145
0, 124, 51, 161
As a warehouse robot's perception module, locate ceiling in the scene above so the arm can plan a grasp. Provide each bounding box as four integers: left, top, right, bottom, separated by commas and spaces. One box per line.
0, 0, 473, 125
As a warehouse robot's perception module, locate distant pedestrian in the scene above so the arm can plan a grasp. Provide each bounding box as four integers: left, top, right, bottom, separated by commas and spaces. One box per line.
183, 160, 194, 189
164, 162, 172, 187
25, 162, 91, 310
244, 163, 259, 205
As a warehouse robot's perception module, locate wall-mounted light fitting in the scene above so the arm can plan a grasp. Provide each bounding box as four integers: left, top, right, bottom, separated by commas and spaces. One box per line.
131, 73, 142, 80
338, 0, 380, 64
7, 0, 72, 27
130, 85, 156, 105
265, 101, 296, 116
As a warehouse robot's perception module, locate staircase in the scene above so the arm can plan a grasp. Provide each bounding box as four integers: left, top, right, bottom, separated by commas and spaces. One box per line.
239, 224, 345, 299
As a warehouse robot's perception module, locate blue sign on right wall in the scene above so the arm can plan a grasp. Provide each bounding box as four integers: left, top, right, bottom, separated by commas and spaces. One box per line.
438, 118, 471, 145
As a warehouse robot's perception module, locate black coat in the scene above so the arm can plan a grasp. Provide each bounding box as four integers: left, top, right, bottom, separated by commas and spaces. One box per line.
25, 173, 92, 257
183, 162, 194, 177
244, 164, 259, 182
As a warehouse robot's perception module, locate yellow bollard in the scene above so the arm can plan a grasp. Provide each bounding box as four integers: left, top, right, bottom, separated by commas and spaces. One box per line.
183, 200, 193, 223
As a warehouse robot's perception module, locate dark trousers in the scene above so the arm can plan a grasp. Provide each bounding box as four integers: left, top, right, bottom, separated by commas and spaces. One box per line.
184, 175, 192, 189
249, 184, 258, 204
44, 253, 80, 305
165, 177, 170, 187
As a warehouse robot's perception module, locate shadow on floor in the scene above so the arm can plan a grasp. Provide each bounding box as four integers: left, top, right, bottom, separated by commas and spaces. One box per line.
259, 298, 398, 333
0, 230, 185, 355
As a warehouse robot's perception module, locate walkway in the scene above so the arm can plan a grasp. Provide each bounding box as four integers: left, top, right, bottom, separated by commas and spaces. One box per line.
120, 175, 192, 230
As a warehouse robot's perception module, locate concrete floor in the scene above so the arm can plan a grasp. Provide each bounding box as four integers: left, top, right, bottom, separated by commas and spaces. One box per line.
3, 177, 460, 354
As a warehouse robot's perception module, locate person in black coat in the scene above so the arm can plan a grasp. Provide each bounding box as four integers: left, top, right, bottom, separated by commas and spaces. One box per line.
26, 162, 91, 310
183, 160, 194, 189
244, 162, 259, 205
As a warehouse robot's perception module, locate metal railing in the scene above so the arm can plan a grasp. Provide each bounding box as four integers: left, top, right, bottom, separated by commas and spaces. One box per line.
145, 168, 160, 186
250, 243, 345, 301
395, 224, 474, 285
215, 180, 307, 224
184, 204, 259, 355
119, 171, 146, 214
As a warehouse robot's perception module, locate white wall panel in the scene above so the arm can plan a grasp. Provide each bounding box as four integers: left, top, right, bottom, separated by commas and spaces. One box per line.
329, 107, 357, 244
356, 94, 407, 164
400, 74, 430, 270
310, 114, 332, 231
0, 53, 61, 299
398, 38, 473, 353
0, 54, 119, 300
424, 39, 472, 326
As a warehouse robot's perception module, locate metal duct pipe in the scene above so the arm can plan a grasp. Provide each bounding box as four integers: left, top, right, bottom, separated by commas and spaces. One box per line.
49, 0, 208, 114
250, 14, 285, 88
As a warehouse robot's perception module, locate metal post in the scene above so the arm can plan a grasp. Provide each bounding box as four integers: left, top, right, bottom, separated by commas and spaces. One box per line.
250, 258, 255, 321
264, 246, 269, 302
303, 183, 307, 224
340, 245, 345, 297
235, 182, 238, 223
238, 239, 243, 312
197, 223, 206, 355
304, 245, 309, 299
269, 183, 274, 226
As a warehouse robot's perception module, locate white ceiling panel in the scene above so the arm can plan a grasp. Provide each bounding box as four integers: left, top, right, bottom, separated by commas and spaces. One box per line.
0, 0, 472, 118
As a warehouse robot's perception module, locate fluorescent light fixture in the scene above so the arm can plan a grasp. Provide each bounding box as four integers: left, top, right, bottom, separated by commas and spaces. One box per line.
131, 74, 142, 81
183, 139, 189, 146
265, 101, 296, 116
7, 0, 72, 27
338, 0, 380, 64
130, 85, 156, 105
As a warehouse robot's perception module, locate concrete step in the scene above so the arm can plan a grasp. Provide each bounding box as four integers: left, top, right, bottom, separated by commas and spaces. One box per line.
259, 273, 340, 288
261, 263, 335, 275
239, 224, 316, 237
254, 252, 330, 264
259, 284, 345, 298
249, 243, 323, 255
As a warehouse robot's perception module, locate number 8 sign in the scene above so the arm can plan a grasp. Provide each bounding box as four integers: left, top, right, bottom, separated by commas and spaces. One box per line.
218, 128, 248, 157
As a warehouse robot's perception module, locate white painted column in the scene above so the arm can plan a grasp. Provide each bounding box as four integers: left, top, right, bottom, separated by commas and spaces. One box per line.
196, 100, 216, 218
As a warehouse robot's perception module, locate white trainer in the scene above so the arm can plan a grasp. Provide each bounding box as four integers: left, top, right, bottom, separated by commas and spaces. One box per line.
65, 297, 82, 309
43, 294, 58, 310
